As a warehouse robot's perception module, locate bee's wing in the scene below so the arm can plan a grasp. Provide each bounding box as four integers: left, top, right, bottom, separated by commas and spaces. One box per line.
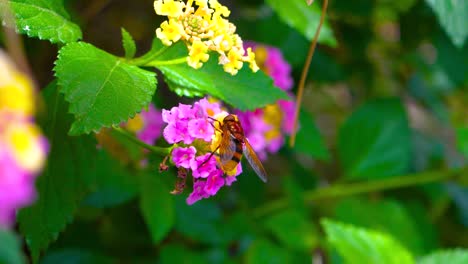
219, 129, 236, 164
243, 139, 268, 183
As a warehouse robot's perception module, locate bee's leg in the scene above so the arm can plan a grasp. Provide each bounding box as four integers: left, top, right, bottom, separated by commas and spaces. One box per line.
207, 117, 223, 133
199, 145, 220, 167
222, 173, 229, 185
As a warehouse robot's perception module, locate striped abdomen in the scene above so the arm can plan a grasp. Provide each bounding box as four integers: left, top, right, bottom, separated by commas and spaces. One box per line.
221, 138, 243, 172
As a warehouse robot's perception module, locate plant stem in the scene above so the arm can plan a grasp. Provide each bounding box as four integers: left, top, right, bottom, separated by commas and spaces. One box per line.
252, 167, 466, 218
289, 0, 329, 147
129, 45, 169, 66
144, 57, 187, 67
112, 127, 172, 156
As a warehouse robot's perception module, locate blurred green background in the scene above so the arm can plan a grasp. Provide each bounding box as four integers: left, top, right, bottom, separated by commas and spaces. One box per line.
1, 0, 467, 263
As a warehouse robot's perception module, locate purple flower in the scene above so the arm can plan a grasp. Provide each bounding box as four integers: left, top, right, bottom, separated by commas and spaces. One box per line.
177, 103, 197, 119
0, 54, 48, 228
171, 146, 197, 169
163, 121, 193, 144
136, 104, 164, 145
0, 149, 36, 228
231, 42, 296, 160
162, 108, 179, 124
265, 47, 293, 91
266, 136, 284, 154
204, 170, 225, 195
186, 180, 210, 205
194, 98, 222, 118
192, 153, 217, 178
188, 118, 214, 142
162, 101, 219, 144
244, 42, 293, 91
278, 98, 296, 135
246, 132, 268, 161
161, 98, 257, 205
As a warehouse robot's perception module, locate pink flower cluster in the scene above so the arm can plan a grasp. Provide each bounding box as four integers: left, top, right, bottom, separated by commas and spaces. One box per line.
161, 98, 241, 204
235, 42, 296, 160
171, 147, 240, 205
124, 104, 163, 145
0, 123, 48, 228
244, 42, 294, 91
0, 52, 48, 228
159, 44, 295, 204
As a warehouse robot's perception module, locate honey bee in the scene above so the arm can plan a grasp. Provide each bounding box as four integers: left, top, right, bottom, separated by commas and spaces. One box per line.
210, 114, 268, 183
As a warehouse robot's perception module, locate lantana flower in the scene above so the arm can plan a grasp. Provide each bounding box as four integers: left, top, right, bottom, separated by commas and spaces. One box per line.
97, 104, 164, 166
0, 51, 48, 228
234, 42, 296, 160
154, 0, 259, 75
160, 98, 242, 204
124, 104, 164, 145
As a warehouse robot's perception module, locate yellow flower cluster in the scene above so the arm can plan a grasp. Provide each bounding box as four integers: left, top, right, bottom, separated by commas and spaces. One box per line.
0, 59, 34, 117
0, 52, 47, 173
154, 0, 259, 75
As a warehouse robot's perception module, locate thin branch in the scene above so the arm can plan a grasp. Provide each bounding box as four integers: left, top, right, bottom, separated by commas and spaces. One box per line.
112, 127, 172, 156
252, 166, 467, 218
289, 0, 329, 147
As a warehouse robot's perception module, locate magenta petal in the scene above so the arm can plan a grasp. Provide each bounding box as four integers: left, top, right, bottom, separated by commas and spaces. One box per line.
137, 104, 163, 145
192, 153, 217, 178
162, 107, 179, 124
186, 180, 210, 205
171, 146, 197, 169
177, 103, 196, 119
194, 98, 222, 118
163, 123, 183, 144
188, 118, 214, 142
204, 170, 225, 195
0, 149, 37, 228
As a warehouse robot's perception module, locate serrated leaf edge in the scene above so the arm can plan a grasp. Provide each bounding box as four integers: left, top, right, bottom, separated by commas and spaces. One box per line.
7, 1, 82, 43
53, 42, 157, 135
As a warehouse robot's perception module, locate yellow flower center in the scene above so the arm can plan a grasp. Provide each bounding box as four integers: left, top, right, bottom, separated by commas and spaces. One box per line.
7, 123, 46, 173
125, 114, 144, 132
263, 105, 283, 141
0, 73, 35, 116
252, 46, 268, 72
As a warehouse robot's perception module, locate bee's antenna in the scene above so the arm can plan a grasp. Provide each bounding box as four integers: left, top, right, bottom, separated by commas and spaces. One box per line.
207, 116, 224, 133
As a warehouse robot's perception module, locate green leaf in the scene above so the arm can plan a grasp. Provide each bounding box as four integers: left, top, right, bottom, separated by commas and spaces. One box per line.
294, 110, 330, 160
167, 79, 203, 98
139, 174, 175, 244
83, 152, 139, 209
54, 42, 157, 135
425, 0, 468, 48
156, 41, 288, 110
265, 0, 337, 47
121, 28, 136, 59
446, 183, 468, 226
265, 210, 318, 251
334, 198, 426, 255
18, 83, 99, 262
1, 0, 82, 43
337, 98, 411, 179
321, 219, 414, 264
159, 245, 206, 264
0, 230, 25, 264
418, 249, 468, 264
456, 127, 468, 159
40, 249, 114, 264
246, 239, 289, 264
174, 197, 226, 244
